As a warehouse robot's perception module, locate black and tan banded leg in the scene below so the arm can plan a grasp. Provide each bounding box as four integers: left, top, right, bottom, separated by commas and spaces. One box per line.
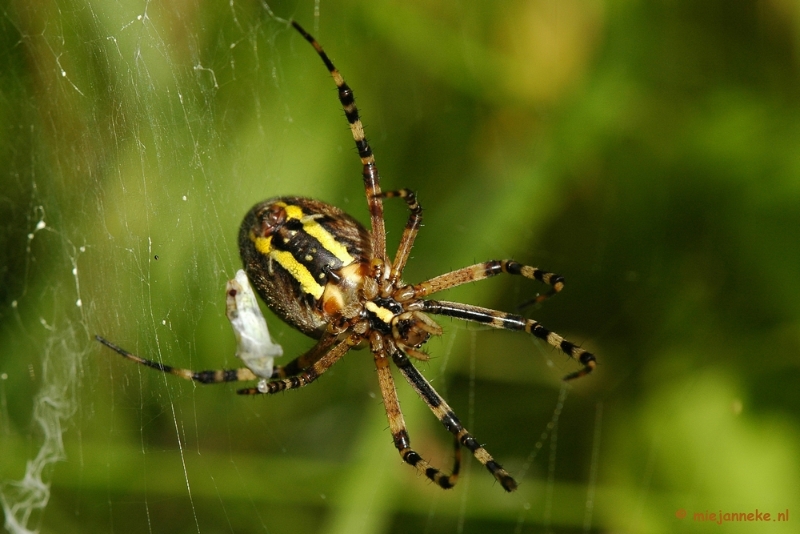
271, 333, 340, 379
238, 334, 358, 395
379, 188, 422, 283
421, 300, 597, 380
390, 349, 518, 491
411, 260, 564, 306
374, 350, 461, 489
96, 332, 348, 388
291, 21, 387, 263
95, 335, 261, 384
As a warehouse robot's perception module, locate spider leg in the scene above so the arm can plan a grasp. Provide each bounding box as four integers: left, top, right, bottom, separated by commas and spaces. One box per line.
379, 188, 422, 283
390, 349, 518, 492
270, 333, 340, 379
411, 260, 564, 305
421, 300, 597, 381
96, 335, 260, 384
292, 21, 387, 263
237, 334, 357, 395
96, 332, 339, 385
374, 349, 461, 489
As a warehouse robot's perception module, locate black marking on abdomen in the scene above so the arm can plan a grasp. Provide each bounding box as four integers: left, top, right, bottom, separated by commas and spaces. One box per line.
273, 224, 344, 282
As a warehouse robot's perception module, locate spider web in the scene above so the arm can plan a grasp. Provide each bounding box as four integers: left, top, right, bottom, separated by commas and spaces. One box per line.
0, 1, 618, 533
8, 2, 799, 533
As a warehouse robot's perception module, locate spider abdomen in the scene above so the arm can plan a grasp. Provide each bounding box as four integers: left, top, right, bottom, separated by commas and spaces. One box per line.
239, 196, 372, 338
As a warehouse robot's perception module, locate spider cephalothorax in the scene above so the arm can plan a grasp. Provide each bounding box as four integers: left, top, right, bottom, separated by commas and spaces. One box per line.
97, 21, 597, 493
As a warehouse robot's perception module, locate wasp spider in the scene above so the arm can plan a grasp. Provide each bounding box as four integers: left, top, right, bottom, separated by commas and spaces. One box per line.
96, 21, 597, 493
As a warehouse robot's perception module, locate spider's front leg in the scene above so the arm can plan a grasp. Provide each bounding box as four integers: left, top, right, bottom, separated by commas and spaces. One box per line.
389, 348, 518, 492
421, 300, 597, 380
373, 343, 462, 490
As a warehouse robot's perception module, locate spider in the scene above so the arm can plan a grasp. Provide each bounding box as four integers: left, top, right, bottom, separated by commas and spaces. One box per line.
96, 20, 596, 493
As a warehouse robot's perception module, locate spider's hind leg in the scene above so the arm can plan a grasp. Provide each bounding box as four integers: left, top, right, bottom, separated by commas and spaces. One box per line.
269, 333, 340, 379
237, 335, 357, 395
95, 335, 259, 384
291, 20, 388, 263
96, 332, 354, 389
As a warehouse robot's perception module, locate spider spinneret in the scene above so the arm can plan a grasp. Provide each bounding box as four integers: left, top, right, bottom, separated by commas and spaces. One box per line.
97, 20, 597, 493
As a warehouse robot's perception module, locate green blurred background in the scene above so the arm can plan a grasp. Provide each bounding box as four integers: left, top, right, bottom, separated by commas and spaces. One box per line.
2, 0, 799, 532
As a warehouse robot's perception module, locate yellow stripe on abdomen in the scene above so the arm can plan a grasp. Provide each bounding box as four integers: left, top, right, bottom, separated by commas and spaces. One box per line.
301, 220, 354, 264
253, 234, 273, 255
282, 203, 355, 265
249, 203, 353, 301
271, 250, 325, 299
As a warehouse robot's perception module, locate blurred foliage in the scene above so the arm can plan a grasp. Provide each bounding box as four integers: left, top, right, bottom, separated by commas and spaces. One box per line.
1, 0, 799, 533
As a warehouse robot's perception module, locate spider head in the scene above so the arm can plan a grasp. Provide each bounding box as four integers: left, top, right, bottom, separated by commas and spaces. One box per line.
392, 310, 443, 349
